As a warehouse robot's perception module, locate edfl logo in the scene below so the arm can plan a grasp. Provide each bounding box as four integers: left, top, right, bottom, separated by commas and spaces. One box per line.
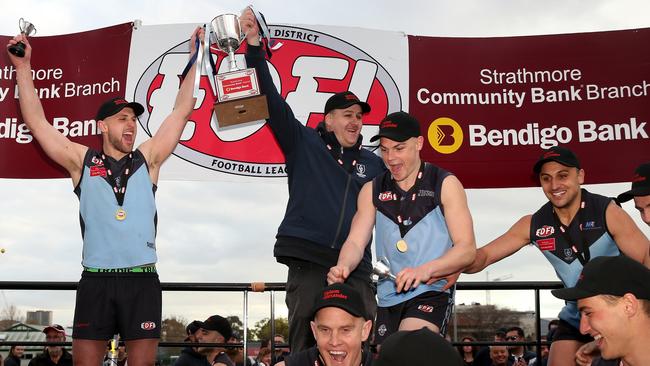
427, 117, 463, 154
134, 25, 401, 177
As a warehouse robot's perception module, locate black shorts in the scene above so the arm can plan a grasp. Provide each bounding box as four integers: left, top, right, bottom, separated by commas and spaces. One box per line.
72, 271, 162, 341
374, 290, 453, 344
553, 319, 593, 344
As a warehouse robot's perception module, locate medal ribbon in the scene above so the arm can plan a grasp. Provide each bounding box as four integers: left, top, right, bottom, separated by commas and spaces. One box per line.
395, 162, 426, 238
552, 201, 590, 266
102, 152, 135, 207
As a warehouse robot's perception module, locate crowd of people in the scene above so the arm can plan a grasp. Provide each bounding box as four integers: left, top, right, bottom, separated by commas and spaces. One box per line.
3, 5, 649, 366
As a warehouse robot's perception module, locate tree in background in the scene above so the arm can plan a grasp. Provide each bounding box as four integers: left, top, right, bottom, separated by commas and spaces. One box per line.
450, 304, 525, 340
0, 304, 24, 330
159, 315, 188, 364
251, 317, 289, 342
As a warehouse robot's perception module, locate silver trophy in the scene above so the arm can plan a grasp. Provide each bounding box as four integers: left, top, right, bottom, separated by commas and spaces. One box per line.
373, 257, 397, 281
8, 18, 37, 58
210, 14, 245, 71
208, 12, 269, 127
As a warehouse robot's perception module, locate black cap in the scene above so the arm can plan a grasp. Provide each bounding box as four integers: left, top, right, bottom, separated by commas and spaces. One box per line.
374, 328, 463, 366
323, 91, 370, 115
186, 320, 202, 336
533, 146, 580, 174
96, 97, 145, 121
199, 315, 232, 340
312, 283, 368, 320
617, 162, 650, 202
552, 255, 650, 301
369, 111, 421, 142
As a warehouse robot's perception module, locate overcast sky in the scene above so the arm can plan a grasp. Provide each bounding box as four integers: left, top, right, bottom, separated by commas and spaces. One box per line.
0, 0, 649, 333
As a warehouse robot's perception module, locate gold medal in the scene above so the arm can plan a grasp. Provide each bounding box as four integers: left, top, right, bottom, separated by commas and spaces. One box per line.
115, 207, 127, 221
396, 239, 408, 253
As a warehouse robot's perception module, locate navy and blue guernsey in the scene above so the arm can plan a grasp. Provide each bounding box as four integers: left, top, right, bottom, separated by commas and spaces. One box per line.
74, 148, 157, 269
530, 189, 619, 329
372, 162, 453, 307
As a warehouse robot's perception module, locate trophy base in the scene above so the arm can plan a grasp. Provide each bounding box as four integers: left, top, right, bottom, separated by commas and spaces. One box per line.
213, 94, 269, 127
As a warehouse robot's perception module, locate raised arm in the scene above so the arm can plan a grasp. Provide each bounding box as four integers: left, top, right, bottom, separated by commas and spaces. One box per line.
138, 27, 202, 182
604, 201, 650, 267
327, 182, 376, 284
396, 175, 477, 292
240, 7, 304, 154
7, 34, 87, 184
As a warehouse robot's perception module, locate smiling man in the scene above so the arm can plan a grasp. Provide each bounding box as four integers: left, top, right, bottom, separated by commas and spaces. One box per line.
241, 8, 385, 352
327, 111, 476, 344
277, 283, 373, 366
7, 28, 202, 366
454, 146, 650, 366
552, 255, 650, 366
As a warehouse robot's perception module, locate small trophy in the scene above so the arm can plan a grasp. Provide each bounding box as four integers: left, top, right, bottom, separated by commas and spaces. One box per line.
8, 18, 37, 57
210, 13, 269, 127
373, 257, 397, 281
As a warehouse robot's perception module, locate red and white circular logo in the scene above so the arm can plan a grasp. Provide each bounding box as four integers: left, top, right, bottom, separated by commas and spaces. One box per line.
134, 25, 401, 177
141, 321, 156, 330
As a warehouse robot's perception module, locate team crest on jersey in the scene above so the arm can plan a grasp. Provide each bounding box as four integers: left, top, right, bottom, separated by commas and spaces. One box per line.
135, 25, 401, 178
378, 191, 395, 201
563, 248, 574, 260
377, 324, 387, 336
535, 225, 555, 238
355, 163, 367, 178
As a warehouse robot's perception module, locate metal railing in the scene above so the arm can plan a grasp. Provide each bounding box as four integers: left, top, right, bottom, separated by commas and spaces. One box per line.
0, 280, 563, 363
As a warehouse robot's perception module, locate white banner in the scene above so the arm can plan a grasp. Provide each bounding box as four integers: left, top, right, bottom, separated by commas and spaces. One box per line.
127, 22, 408, 182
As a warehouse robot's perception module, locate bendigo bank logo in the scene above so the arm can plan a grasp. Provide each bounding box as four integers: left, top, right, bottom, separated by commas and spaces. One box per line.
427, 117, 463, 154
134, 25, 401, 177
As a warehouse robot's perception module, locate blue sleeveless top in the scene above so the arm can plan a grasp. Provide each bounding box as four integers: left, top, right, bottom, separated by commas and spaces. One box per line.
373, 163, 453, 307
74, 148, 158, 268
530, 189, 619, 328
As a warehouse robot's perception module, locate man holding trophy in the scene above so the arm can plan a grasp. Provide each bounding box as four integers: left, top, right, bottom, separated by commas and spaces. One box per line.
327, 112, 476, 344
240, 8, 385, 352
6, 27, 203, 366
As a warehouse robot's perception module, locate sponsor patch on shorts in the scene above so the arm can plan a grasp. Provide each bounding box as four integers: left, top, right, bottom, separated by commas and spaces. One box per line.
141, 321, 156, 330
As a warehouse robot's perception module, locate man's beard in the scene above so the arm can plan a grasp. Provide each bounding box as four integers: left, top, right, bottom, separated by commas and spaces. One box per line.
47, 347, 62, 357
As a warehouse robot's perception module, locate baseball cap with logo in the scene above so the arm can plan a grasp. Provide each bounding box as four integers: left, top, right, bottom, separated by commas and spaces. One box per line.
373, 328, 463, 366
533, 146, 581, 174
617, 162, 650, 203
552, 255, 650, 301
370, 111, 421, 142
43, 324, 66, 335
323, 91, 371, 115
199, 315, 232, 340
312, 283, 369, 320
96, 97, 145, 121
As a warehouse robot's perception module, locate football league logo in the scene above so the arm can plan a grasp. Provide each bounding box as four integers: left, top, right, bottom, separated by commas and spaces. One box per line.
135, 25, 401, 177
